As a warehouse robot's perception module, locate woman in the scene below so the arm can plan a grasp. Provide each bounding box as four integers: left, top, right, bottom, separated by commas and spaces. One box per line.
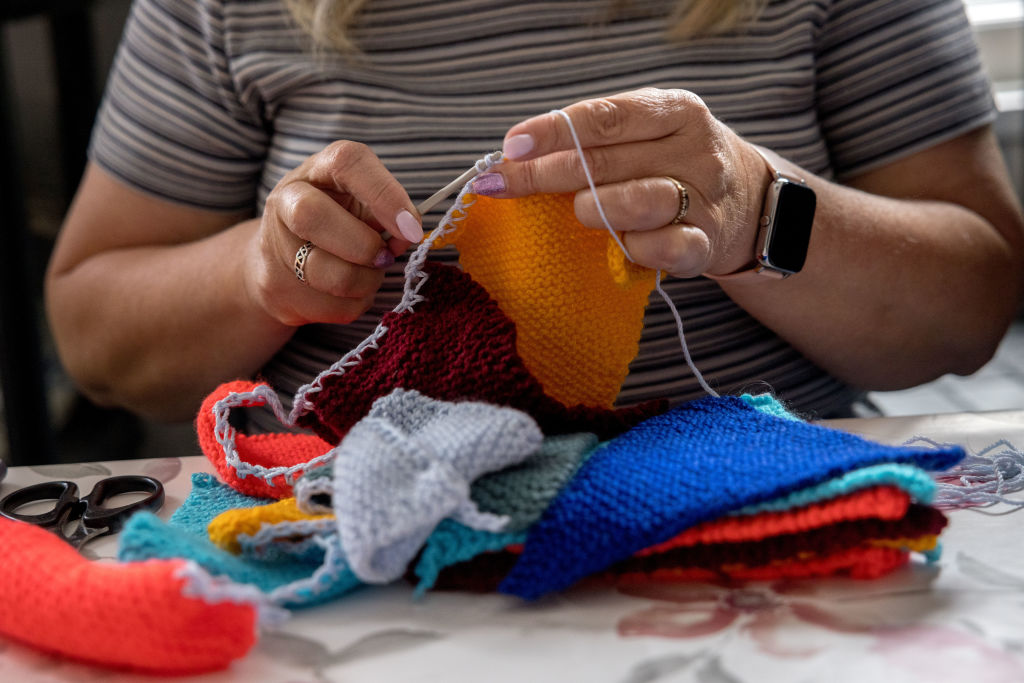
45, 0, 1024, 425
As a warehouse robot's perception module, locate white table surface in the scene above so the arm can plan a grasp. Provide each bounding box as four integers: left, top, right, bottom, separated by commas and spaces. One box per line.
2, 410, 1023, 682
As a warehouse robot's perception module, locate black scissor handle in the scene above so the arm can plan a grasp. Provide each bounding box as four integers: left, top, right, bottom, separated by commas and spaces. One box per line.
79, 475, 164, 532
0, 480, 82, 529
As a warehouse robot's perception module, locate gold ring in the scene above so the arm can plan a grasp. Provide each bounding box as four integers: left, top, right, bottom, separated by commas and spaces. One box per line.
666, 177, 689, 224
294, 241, 315, 283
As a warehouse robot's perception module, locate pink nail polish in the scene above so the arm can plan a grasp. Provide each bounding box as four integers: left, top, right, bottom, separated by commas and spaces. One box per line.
471, 173, 506, 196
503, 134, 534, 160
373, 248, 395, 269
395, 209, 423, 242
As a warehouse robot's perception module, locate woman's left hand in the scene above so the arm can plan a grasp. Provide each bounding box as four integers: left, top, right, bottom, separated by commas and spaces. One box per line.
474, 87, 772, 278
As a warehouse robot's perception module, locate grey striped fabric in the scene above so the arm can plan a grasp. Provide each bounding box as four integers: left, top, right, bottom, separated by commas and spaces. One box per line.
90, 0, 995, 420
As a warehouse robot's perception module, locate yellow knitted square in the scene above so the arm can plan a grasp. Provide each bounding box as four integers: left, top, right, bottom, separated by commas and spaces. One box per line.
207, 498, 333, 554
434, 192, 656, 409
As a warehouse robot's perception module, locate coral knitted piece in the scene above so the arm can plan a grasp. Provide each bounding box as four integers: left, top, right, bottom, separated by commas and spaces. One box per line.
293, 262, 664, 444
499, 395, 964, 600
331, 389, 543, 583
434, 193, 656, 408
209, 497, 333, 554
198, 380, 333, 499
0, 517, 259, 674
640, 485, 913, 554
613, 503, 947, 574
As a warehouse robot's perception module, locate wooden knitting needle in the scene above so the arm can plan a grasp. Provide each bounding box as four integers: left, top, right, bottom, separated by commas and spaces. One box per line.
380, 164, 484, 242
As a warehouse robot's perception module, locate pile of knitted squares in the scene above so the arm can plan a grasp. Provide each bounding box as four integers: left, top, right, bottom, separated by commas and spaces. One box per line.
0, 188, 966, 677
119, 388, 962, 614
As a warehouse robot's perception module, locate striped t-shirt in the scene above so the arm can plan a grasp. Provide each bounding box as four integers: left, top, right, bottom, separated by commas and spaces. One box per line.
90, 0, 996, 419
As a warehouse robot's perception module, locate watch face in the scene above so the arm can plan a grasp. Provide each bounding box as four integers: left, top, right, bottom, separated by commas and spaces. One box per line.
762, 180, 816, 273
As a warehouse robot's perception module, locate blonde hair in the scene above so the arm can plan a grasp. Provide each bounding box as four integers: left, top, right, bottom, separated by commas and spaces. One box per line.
284, 0, 767, 53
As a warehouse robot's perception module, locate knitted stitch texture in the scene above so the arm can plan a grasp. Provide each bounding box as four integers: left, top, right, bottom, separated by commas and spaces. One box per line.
1, 517, 257, 674
434, 192, 656, 408
733, 462, 938, 514
294, 262, 664, 444
198, 380, 334, 499
613, 503, 946, 573
424, 545, 913, 592
118, 475, 362, 607
499, 395, 964, 600
331, 388, 543, 583
119, 512, 333, 598
411, 518, 527, 596
294, 431, 599, 531
407, 484, 937, 595
471, 432, 600, 531
171, 473, 267, 534
640, 485, 912, 554
208, 497, 333, 554
610, 545, 912, 584
429, 540, 923, 593
294, 463, 334, 515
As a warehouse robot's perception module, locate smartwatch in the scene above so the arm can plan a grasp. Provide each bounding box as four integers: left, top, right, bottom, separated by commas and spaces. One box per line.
708, 147, 816, 281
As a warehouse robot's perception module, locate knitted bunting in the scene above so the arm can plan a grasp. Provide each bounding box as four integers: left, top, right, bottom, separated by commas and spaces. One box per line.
498, 395, 963, 600
433, 192, 656, 408
326, 388, 543, 583
294, 430, 599, 532
2, 154, 979, 677
293, 262, 663, 444
118, 474, 362, 607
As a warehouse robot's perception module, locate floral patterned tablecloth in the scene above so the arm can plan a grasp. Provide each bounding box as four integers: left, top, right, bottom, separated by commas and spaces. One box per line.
2, 410, 1022, 682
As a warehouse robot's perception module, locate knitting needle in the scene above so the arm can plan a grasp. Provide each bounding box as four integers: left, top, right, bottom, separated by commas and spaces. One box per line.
379, 164, 485, 242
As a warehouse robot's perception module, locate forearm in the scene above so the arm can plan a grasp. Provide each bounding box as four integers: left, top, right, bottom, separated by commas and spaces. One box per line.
46, 218, 295, 421
719, 174, 1024, 389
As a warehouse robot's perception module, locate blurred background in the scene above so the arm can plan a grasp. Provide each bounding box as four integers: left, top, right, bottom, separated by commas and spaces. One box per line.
1, 0, 1022, 466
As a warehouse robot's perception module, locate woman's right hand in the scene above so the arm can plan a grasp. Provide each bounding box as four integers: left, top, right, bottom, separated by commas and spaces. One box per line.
245, 140, 424, 327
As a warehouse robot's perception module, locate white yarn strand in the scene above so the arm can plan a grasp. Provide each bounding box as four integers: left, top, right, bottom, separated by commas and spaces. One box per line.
550, 108, 718, 398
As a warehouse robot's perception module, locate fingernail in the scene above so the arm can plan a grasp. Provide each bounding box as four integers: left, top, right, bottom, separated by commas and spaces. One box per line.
471, 172, 506, 196
503, 133, 534, 160
395, 209, 423, 242
373, 248, 395, 269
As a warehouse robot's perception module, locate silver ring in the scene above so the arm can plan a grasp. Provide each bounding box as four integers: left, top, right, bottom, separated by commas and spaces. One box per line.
294, 241, 315, 283
666, 177, 689, 224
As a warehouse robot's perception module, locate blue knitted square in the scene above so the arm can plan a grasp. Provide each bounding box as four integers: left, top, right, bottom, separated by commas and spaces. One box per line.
498, 395, 964, 600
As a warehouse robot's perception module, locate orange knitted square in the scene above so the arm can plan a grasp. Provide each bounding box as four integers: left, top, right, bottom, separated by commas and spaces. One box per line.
435, 192, 656, 408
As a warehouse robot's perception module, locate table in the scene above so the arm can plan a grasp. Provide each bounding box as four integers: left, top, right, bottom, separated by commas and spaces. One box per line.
2, 411, 1023, 682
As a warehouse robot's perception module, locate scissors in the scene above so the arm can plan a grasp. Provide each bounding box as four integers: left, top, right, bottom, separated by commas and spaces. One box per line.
0, 475, 164, 549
